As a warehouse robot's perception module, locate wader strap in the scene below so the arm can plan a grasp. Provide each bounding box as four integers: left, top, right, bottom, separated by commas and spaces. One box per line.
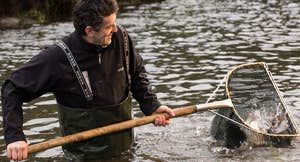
119, 25, 131, 88
56, 40, 93, 101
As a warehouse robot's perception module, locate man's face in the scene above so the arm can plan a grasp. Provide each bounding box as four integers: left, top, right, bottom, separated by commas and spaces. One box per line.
91, 13, 118, 47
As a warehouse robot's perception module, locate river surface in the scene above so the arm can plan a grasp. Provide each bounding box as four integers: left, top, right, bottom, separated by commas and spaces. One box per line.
1, 0, 300, 161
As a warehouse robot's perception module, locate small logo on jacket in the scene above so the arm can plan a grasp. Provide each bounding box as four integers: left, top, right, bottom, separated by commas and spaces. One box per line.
117, 67, 124, 72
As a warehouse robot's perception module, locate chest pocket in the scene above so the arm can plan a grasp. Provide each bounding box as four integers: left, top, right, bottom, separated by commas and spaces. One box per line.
56, 40, 93, 101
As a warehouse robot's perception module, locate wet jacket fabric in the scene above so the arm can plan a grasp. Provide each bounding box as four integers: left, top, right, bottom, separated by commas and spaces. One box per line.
1, 26, 161, 146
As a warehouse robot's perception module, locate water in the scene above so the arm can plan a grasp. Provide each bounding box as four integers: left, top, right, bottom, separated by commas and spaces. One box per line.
1, 0, 300, 161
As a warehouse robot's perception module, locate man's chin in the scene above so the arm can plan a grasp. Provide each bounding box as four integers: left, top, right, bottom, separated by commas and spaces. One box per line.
101, 40, 112, 48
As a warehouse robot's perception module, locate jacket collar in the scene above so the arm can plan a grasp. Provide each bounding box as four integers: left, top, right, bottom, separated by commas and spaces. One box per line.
73, 31, 104, 54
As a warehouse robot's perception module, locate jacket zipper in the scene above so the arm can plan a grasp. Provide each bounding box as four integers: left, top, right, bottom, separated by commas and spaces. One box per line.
98, 53, 102, 64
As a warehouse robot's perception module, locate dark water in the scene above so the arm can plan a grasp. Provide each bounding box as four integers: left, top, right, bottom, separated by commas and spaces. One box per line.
1, 0, 300, 161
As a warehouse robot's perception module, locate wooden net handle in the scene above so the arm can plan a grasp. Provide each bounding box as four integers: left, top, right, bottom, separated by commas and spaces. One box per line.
28, 99, 232, 154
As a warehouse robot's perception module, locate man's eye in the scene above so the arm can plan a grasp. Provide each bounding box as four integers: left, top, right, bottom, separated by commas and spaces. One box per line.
105, 24, 115, 30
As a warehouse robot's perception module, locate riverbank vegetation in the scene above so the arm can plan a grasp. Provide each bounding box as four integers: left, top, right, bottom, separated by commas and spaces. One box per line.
0, 0, 163, 29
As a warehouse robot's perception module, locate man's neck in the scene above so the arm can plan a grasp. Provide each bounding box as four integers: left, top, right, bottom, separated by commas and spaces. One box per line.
82, 35, 94, 45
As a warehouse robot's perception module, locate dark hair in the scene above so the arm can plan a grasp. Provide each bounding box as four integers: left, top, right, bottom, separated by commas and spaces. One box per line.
72, 0, 119, 35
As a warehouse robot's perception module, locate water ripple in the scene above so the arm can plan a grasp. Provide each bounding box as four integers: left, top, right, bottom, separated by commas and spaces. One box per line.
1, 0, 300, 161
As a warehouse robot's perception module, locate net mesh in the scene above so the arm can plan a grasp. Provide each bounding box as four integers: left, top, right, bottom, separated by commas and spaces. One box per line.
225, 62, 299, 146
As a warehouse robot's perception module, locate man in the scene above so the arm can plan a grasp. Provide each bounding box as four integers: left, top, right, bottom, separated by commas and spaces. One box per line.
1, 0, 175, 161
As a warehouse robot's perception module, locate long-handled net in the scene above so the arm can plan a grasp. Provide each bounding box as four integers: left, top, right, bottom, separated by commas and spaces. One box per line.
28, 62, 299, 153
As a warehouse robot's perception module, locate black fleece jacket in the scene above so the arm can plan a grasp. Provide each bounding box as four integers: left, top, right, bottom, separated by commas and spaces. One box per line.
1, 26, 161, 145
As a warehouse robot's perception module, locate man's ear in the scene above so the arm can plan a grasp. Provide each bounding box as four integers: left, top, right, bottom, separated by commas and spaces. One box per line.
84, 26, 94, 37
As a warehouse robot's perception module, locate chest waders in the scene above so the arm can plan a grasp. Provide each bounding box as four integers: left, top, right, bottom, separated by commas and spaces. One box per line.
56, 27, 132, 160
58, 97, 133, 160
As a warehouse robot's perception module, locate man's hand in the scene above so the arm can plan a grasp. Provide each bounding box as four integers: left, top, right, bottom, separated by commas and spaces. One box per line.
153, 105, 175, 126
7, 141, 28, 161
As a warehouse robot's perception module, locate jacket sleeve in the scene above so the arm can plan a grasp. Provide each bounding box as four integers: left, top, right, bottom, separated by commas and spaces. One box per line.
128, 35, 161, 116
1, 47, 60, 145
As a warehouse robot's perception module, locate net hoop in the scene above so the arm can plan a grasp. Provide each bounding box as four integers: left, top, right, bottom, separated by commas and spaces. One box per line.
225, 62, 300, 139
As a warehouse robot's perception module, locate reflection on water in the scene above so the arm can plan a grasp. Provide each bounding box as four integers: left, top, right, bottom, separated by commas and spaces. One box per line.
1, 0, 300, 161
